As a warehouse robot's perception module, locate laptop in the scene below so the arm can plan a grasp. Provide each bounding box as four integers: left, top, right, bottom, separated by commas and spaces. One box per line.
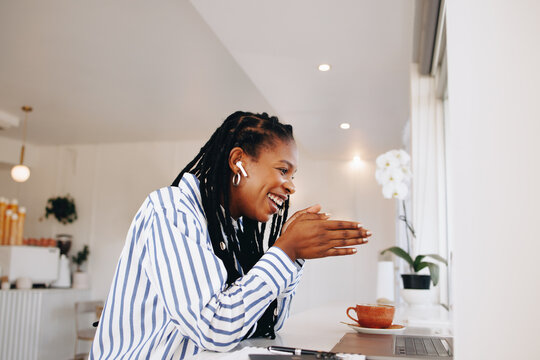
331, 332, 453, 359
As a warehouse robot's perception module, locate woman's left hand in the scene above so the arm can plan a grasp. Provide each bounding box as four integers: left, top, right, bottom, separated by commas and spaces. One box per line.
280, 204, 322, 234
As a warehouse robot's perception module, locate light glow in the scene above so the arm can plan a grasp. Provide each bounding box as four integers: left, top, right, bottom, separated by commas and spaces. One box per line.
340, 123, 350, 129
318, 64, 331, 72
351, 156, 365, 170
11, 164, 30, 182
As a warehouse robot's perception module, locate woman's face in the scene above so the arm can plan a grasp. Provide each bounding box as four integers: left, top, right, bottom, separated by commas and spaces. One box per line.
229, 139, 297, 223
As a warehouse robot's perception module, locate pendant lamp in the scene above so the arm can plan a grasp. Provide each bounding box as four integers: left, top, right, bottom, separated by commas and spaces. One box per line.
11, 106, 32, 182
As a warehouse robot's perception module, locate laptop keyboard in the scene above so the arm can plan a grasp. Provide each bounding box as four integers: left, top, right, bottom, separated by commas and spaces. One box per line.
395, 336, 452, 357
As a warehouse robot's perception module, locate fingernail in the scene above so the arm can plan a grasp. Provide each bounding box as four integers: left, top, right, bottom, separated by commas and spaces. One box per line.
366, 231, 372, 236
325, 213, 331, 217
357, 223, 363, 228
351, 248, 357, 253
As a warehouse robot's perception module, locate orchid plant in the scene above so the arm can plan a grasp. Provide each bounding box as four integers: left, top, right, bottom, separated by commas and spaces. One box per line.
375, 149, 412, 201
375, 149, 446, 286
375, 149, 414, 255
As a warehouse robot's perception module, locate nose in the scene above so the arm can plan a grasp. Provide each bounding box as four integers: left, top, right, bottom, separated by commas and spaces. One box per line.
284, 179, 296, 195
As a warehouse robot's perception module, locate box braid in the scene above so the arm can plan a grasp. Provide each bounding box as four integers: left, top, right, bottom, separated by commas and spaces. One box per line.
171, 111, 294, 339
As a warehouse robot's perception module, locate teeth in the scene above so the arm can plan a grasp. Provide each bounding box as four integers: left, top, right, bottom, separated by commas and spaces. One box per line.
267, 193, 284, 207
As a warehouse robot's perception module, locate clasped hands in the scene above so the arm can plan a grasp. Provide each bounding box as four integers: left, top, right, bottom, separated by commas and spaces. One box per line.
274, 204, 372, 262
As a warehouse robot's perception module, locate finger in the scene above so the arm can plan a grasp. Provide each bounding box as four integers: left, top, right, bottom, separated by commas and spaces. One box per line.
326, 247, 358, 256
282, 204, 323, 233
322, 220, 364, 230
305, 204, 322, 214
324, 229, 371, 241
298, 212, 332, 221
292, 204, 321, 218
327, 238, 369, 248
283, 212, 330, 233
357, 225, 373, 238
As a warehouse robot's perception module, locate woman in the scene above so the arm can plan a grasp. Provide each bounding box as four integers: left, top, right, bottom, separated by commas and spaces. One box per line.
90, 111, 371, 359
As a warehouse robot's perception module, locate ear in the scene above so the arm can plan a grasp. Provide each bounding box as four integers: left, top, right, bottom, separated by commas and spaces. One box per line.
228, 147, 246, 173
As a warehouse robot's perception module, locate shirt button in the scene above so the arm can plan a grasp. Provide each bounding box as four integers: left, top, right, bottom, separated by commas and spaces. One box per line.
220, 242, 226, 250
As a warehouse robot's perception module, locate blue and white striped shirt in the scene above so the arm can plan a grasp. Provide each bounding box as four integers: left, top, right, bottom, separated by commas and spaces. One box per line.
90, 173, 304, 359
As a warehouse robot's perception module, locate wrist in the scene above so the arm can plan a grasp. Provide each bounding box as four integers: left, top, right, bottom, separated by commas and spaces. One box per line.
273, 237, 297, 262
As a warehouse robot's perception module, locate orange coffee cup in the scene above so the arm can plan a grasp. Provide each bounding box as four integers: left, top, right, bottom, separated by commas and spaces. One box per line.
346, 304, 395, 328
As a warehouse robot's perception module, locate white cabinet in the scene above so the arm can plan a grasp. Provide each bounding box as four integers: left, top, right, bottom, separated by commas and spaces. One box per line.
0, 289, 93, 360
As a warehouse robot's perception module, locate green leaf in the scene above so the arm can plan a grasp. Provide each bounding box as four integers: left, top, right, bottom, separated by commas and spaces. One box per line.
424, 254, 448, 266
72, 245, 90, 266
380, 246, 414, 268
415, 262, 430, 272
425, 262, 440, 286
414, 261, 440, 285
413, 255, 426, 271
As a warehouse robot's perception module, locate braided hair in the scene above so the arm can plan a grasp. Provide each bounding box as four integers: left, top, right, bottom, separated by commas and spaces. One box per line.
171, 111, 294, 338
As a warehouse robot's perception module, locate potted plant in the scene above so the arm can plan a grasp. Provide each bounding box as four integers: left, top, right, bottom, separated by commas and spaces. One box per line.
44, 194, 77, 224
381, 246, 447, 289
375, 149, 447, 291
72, 245, 90, 289
72, 245, 89, 272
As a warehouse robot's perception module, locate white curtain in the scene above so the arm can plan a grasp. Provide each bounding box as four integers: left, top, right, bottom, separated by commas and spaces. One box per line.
408, 63, 449, 306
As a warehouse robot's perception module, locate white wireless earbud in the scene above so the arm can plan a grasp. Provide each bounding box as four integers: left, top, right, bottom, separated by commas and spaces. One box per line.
236, 161, 248, 177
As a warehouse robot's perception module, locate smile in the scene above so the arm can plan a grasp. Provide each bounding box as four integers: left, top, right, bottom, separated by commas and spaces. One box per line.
267, 193, 285, 208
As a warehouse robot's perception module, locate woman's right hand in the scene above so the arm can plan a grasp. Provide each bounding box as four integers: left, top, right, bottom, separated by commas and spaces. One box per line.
274, 205, 371, 262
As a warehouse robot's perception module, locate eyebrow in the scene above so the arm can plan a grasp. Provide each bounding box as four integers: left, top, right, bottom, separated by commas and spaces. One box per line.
279, 160, 297, 172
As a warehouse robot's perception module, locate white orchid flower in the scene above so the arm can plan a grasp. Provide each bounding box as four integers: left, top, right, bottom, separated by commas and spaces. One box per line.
375, 168, 385, 185
400, 165, 412, 180
376, 153, 388, 168
376, 149, 412, 199
382, 181, 409, 200
379, 167, 405, 185
376, 152, 400, 170
389, 149, 400, 159
382, 182, 394, 199
394, 182, 409, 199
396, 149, 411, 165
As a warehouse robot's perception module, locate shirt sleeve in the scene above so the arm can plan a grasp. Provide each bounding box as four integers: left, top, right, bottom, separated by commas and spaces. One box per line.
272, 251, 304, 331
142, 200, 301, 352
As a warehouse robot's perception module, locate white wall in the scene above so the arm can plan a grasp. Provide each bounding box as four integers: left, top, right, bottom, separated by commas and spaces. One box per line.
446, 1, 540, 359
289, 156, 395, 313
0, 144, 61, 237
0, 136, 39, 166
0, 136, 395, 311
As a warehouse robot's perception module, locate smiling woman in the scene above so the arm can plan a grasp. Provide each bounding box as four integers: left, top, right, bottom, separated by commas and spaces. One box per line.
90, 111, 372, 360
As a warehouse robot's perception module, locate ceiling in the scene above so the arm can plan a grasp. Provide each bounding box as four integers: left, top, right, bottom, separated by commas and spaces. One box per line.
0, 0, 414, 161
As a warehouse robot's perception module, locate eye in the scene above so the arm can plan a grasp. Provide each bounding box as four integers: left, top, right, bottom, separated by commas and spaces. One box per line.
277, 168, 288, 175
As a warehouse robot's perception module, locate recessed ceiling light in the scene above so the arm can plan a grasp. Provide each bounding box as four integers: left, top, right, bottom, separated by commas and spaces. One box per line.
318, 64, 331, 72
340, 123, 350, 129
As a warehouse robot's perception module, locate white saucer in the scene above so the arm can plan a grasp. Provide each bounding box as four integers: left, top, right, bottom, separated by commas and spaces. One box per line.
342, 322, 406, 335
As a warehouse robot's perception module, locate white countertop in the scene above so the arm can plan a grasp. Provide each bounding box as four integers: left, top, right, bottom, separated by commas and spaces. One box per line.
194, 301, 452, 359
0, 287, 89, 292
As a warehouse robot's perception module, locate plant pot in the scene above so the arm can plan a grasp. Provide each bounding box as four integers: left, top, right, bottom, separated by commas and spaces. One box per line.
400, 288, 436, 307
72, 271, 89, 289
401, 274, 431, 289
